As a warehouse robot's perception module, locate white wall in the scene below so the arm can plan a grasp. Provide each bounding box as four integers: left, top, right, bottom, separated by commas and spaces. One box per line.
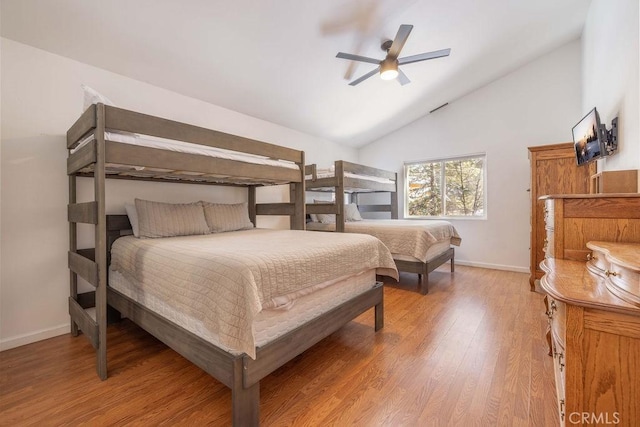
582, 0, 639, 176
0, 38, 357, 350
358, 40, 582, 272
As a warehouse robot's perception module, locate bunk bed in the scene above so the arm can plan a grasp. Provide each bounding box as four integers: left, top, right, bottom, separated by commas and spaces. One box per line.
66, 104, 398, 426
306, 160, 460, 294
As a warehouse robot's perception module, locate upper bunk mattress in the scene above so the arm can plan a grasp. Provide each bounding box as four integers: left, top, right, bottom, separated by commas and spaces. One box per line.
306, 219, 462, 262
307, 168, 395, 184
109, 229, 397, 358
74, 131, 299, 171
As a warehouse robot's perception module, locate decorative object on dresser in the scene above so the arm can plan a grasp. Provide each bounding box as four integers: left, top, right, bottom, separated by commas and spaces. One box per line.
540, 242, 640, 426
589, 169, 638, 194
586, 241, 640, 306
528, 143, 595, 291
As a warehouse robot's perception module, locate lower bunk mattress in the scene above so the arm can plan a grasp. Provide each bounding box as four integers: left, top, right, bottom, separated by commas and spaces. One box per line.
108, 229, 398, 358
306, 219, 462, 263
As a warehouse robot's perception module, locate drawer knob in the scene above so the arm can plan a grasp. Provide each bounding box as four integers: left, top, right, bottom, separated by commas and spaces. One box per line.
605, 270, 620, 278
587, 253, 597, 261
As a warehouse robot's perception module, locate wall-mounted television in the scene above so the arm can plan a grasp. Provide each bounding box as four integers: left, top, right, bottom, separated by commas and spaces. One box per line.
572, 107, 618, 166
572, 108, 604, 166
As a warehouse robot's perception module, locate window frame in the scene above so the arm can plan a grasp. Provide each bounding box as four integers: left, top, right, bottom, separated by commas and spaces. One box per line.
403, 152, 487, 220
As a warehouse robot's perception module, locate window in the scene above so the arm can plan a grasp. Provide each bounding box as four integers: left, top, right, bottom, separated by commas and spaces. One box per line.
405, 154, 486, 218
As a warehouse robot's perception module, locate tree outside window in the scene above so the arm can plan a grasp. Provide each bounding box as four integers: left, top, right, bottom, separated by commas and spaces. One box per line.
405, 154, 486, 218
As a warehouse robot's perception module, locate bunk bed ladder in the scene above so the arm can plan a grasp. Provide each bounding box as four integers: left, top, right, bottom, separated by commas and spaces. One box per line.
289, 150, 306, 230
67, 103, 108, 380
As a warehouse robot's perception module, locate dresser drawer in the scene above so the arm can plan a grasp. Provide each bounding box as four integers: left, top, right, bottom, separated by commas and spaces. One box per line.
605, 263, 640, 306
551, 335, 566, 425
586, 248, 608, 275
548, 297, 566, 348
587, 241, 640, 307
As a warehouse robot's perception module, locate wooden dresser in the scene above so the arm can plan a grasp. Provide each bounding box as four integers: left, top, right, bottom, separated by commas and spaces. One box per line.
539, 193, 640, 426
528, 143, 595, 290
540, 244, 640, 426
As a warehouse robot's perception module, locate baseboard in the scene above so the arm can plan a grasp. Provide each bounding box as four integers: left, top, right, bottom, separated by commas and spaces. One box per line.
0, 323, 69, 352
454, 260, 529, 274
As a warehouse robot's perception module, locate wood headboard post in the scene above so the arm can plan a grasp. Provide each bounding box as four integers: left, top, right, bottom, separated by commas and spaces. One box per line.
247, 186, 257, 226
94, 103, 108, 380
290, 151, 306, 230
391, 172, 399, 219
335, 161, 345, 232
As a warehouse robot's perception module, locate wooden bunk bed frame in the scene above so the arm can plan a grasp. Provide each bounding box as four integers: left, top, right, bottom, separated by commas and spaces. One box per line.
67, 104, 384, 426
306, 160, 454, 294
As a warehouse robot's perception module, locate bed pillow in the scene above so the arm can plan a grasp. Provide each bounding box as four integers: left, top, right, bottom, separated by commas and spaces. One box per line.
202, 202, 254, 233
316, 213, 336, 224
135, 199, 209, 238
124, 203, 140, 237
82, 84, 115, 110
345, 203, 363, 221
81, 85, 138, 141
311, 199, 333, 223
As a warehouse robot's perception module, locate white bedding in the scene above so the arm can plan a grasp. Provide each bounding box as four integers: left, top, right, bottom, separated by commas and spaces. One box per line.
306, 219, 461, 263
109, 229, 397, 358
306, 168, 395, 185
74, 131, 299, 170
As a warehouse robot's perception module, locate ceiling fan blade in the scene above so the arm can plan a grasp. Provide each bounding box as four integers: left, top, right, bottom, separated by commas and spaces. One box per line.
397, 69, 410, 86
387, 24, 413, 58
398, 48, 451, 65
337, 52, 381, 65
349, 67, 380, 86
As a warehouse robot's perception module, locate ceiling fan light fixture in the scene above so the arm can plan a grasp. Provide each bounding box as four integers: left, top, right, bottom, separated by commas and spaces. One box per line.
380, 59, 398, 80
337, 24, 450, 86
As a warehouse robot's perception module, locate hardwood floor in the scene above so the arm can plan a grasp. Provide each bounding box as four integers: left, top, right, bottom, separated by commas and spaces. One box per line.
0, 265, 559, 426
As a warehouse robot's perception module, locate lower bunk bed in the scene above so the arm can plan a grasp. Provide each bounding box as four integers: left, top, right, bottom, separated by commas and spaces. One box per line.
103, 214, 398, 426
307, 219, 461, 294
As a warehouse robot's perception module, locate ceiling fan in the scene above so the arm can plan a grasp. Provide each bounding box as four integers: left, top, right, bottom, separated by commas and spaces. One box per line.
336, 24, 451, 86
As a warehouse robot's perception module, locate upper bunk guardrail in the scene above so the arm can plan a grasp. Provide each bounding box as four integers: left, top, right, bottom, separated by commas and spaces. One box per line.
339, 161, 397, 182
67, 104, 303, 164
66, 104, 305, 184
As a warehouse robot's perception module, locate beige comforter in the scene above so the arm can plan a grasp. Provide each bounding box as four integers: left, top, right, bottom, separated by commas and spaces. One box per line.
110, 229, 397, 358
306, 219, 462, 262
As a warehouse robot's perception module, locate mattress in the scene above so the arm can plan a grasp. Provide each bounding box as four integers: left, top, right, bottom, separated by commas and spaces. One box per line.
109, 229, 397, 358
306, 219, 461, 262
306, 166, 395, 190
73, 131, 299, 170
109, 268, 377, 355
392, 240, 452, 263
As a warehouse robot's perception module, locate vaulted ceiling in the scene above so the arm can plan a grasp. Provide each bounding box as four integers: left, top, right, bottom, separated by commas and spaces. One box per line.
1, 0, 592, 147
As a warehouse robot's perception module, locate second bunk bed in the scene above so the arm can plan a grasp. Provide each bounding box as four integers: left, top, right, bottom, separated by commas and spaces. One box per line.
305, 160, 461, 294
